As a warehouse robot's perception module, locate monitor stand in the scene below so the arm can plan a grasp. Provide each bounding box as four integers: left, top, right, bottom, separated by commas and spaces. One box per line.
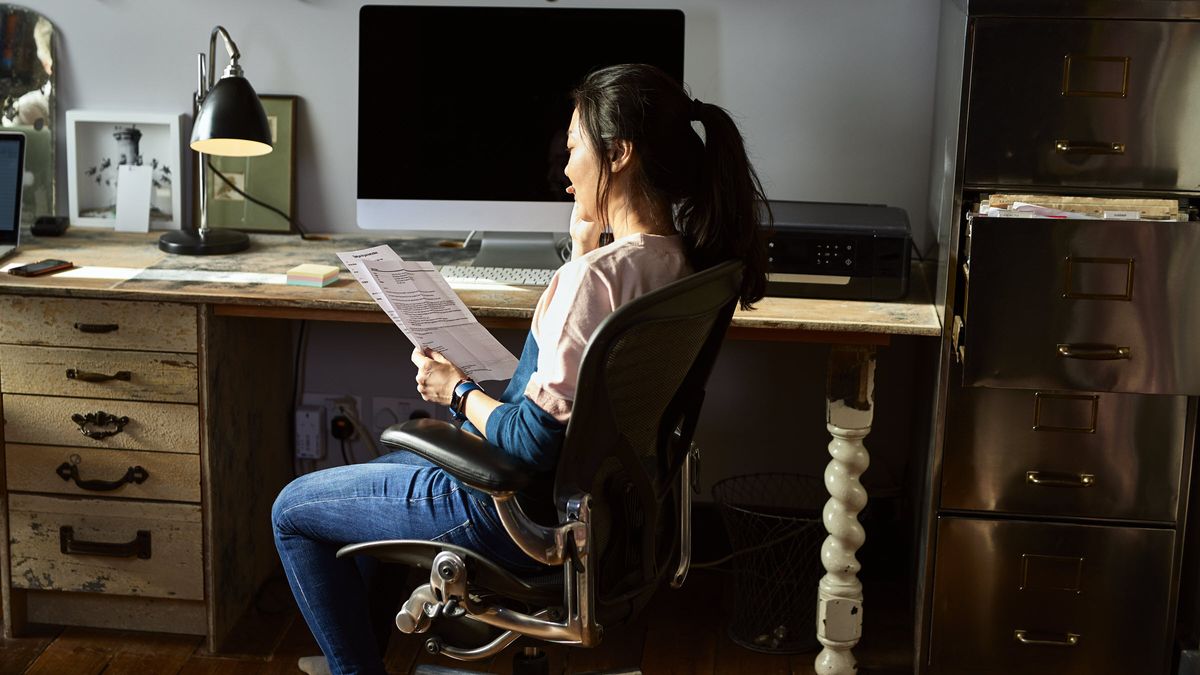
471, 231, 565, 269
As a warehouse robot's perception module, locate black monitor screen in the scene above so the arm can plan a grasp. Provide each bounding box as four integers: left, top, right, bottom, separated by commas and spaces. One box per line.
358, 6, 685, 203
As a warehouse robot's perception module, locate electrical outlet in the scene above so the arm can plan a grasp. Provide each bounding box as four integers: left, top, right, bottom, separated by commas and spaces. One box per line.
371, 396, 441, 437
301, 392, 368, 465
294, 405, 326, 459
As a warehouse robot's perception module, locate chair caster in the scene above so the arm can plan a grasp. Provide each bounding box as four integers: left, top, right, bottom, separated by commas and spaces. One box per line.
512, 647, 550, 675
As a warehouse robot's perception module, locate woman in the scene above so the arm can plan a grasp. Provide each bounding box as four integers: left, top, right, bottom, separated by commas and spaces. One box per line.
273, 63, 769, 675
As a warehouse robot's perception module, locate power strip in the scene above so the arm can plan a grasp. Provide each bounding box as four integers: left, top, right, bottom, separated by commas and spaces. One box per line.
294, 405, 326, 459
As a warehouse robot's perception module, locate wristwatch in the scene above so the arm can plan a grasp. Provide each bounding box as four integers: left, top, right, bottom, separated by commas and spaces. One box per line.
450, 379, 483, 420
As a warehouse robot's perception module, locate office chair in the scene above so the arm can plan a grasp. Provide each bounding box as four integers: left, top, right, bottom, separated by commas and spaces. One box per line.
337, 260, 744, 672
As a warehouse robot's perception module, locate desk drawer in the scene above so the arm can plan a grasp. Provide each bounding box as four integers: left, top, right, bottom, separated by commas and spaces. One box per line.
6, 444, 200, 503
3, 394, 199, 454
965, 18, 1200, 193
0, 296, 196, 352
930, 516, 1173, 675
943, 385, 1187, 522
0, 345, 198, 403
8, 493, 203, 600
959, 216, 1200, 394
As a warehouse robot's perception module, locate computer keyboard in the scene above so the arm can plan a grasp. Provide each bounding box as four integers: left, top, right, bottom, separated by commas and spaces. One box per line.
438, 265, 557, 287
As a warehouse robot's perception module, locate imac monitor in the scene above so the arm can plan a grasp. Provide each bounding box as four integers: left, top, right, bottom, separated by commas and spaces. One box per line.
357, 5, 685, 268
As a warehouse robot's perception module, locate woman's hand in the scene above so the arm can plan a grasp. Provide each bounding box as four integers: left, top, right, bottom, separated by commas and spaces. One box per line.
411, 347, 469, 406
569, 201, 602, 259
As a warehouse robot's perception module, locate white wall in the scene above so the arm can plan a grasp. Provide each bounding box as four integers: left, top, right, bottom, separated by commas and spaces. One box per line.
38, 0, 940, 248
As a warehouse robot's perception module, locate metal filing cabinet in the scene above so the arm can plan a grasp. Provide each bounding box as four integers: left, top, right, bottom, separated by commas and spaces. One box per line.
919, 2, 1200, 673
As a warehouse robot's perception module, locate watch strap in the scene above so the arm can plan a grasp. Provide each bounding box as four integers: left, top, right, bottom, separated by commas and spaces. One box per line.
450, 379, 483, 420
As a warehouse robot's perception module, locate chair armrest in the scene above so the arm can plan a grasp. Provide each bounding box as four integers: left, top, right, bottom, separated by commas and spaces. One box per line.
379, 418, 533, 493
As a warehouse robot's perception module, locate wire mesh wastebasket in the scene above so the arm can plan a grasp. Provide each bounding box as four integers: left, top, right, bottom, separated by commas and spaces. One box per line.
712, 473, 827, 653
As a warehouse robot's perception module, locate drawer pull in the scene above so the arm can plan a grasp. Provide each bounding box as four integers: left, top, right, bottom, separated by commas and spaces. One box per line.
59, 526, 152, 559
56, 462, 149, 492
70, 411, 130, 439
1014, 629, 1080, 647
73, 322, 119, 334
1026, 471, 1096, 488
1053, 140, 1125, 155
1056, 343, 1131, 360
66, 368, 133, 383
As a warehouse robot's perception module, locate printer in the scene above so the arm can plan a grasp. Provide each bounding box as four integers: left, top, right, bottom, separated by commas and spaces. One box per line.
763, 200, 911, 301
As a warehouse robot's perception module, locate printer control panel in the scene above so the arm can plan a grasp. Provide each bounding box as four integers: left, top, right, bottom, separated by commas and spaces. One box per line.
768, 236, 860, 274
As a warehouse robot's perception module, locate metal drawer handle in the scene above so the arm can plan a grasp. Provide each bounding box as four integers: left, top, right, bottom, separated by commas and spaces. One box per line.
66, 368, 132, 383
73, 322, 119, 334
1054, 140, 1125, 155
1026, 471, 1095, 488
56, 462, 149, 492
70, 411, 130, 439
1056, 343, 1131, 360
1014, 629, 1080, 647
59, 526, 152, 559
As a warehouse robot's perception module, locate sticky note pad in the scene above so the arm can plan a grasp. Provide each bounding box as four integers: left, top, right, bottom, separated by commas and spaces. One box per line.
287, 263, 339, 287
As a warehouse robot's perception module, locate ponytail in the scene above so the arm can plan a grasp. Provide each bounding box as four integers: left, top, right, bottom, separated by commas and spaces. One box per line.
678, 101, 769, 309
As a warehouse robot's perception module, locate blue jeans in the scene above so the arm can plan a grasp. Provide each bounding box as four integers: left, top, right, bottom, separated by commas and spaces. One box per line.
272, 449, 542, 675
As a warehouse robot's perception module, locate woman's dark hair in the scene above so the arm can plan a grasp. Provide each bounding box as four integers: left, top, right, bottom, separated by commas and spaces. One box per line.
571, 63, 770, 309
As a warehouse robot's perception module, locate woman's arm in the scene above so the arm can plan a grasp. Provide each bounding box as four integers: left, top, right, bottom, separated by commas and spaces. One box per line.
410, 347, 565, 471
411, 348, 499, 433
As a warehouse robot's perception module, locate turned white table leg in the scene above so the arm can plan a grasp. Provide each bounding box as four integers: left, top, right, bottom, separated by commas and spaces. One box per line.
815, 345, 875, 675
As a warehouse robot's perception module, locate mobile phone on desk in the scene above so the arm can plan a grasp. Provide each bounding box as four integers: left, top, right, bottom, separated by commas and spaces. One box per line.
8, 258, 74, 276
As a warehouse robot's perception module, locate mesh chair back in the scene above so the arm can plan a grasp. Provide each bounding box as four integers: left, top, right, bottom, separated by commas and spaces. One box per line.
554, 260, 743, 626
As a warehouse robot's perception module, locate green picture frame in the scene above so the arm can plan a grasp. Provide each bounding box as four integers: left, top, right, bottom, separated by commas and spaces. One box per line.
203, 94, 297, 233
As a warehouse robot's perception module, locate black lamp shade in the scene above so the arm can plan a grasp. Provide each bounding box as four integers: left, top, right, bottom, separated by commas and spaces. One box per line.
190, 76, 273, 157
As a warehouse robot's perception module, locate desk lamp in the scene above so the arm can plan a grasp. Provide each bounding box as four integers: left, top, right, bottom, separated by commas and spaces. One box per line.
159, 26, 272, 255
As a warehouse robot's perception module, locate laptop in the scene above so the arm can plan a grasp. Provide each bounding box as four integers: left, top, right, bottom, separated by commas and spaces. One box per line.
0, 131, 27, 262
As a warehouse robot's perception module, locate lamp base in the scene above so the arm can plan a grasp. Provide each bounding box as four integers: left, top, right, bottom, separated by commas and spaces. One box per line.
158, 228, 250, 255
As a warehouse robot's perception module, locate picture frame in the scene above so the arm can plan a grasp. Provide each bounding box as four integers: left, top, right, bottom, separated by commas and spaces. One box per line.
66, 110, 182, 229
202, 94, 297, 233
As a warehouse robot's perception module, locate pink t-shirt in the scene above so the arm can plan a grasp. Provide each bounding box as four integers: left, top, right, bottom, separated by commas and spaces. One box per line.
525, 232, 692, 422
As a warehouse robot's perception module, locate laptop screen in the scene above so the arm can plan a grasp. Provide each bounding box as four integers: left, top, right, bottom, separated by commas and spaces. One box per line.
0, 132, 26, 247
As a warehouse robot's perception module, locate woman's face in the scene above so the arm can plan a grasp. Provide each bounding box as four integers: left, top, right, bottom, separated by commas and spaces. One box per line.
564, 108, 602, 223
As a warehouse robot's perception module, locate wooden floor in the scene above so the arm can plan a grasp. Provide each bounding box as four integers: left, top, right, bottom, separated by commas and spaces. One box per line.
0, 571, 912, 674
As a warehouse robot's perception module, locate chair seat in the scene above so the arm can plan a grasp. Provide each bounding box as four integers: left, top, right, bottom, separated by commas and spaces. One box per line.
337, 539, 561, 606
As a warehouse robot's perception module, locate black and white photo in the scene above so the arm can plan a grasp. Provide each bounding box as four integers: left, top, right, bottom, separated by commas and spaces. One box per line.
66, 110, 181, 229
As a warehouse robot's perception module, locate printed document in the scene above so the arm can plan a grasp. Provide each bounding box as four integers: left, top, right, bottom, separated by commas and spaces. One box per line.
337, 245, 519, 382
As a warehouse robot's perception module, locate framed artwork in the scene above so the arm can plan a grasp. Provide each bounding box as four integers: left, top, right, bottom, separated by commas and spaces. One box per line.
203, 94, 297, 233
65, 110, 182, 229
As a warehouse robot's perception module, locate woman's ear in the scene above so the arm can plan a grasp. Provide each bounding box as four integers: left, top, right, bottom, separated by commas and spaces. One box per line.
609, 140, 634, 174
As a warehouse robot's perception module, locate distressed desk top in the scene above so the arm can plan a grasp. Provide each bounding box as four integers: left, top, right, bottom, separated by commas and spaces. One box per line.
0, 229, 942, 343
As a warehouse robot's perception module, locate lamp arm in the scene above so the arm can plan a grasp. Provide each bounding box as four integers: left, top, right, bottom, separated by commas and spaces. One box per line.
206, 26, 242, 94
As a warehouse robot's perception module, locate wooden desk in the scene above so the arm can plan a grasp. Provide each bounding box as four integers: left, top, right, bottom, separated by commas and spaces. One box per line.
0, 230, 939, 669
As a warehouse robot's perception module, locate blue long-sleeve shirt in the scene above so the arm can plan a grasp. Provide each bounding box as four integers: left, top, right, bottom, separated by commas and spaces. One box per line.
462, 332, 566, 473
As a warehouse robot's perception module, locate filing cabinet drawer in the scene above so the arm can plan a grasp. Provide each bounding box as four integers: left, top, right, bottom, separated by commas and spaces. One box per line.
0, 345, 198, 403
3, 394, 199, 454
965, 18, 1200, 193
930, 516, 1174, 675
959, 216, 1200, 394
943, 385, 1187, 522
0, 296, 197, 352
6, 444, 201, 503
8, 493, 204, 600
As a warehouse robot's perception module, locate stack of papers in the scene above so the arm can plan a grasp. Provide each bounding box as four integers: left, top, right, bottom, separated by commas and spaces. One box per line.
337, 245, 518, 382
980, 194, 1183, 221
